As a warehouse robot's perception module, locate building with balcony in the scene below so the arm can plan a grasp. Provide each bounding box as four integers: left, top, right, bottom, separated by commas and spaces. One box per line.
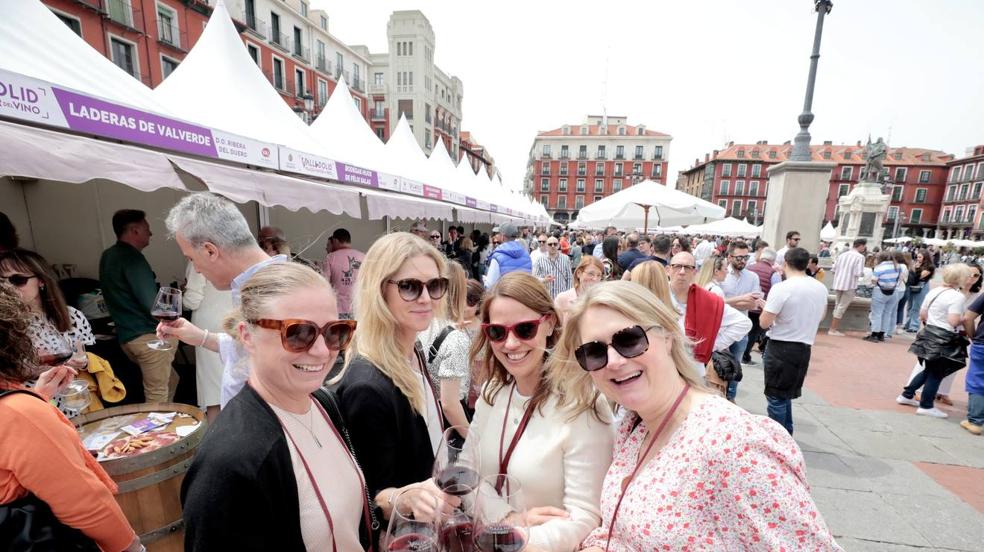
679, 141, 953, 237
525, 116, 672, 224
939, 145, 984, 239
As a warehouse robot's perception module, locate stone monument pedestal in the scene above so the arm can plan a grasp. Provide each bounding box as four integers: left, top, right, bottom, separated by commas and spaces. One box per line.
761, 160, 837, 255
833, 182, 890, 251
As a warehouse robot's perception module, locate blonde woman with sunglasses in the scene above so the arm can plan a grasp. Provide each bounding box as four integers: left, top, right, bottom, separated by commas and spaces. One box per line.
182, 262, 374, 551
331, 232, 451, 524
467, 272, 614, 551
559, 281, 839, 551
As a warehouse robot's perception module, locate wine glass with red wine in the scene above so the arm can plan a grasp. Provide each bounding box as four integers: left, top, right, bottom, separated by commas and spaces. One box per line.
148, 286, 182, 351
384, 488, 439, 552
473, 475, 528, 552
434, 426, 480, 552
36, 334, 74, 367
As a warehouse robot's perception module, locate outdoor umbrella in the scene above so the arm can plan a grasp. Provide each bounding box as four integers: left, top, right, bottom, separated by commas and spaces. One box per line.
574, 180, 725, 232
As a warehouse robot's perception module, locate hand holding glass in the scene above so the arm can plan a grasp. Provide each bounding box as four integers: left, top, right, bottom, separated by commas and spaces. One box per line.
148, 287, 182, 351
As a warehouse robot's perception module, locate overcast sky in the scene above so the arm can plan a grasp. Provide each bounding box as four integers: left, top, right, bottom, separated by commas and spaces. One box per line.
311, 0, 984, 192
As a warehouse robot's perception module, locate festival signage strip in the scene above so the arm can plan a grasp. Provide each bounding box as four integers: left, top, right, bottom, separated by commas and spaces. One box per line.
0, 69, 521, 217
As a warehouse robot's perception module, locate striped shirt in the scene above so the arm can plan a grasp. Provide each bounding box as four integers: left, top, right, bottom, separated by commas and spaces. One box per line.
872, 261, 902, 291
533, 253, 573, 299
831, 249, 865, 291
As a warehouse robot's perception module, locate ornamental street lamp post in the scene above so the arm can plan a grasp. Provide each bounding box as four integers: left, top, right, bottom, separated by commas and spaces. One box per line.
790, 0, 834, 162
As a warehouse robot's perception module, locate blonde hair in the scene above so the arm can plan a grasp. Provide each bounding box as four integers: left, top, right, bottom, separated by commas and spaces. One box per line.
573, 256, 605, 292
696, 255, 725, 289
942, 263, 973, 288
223, 262, 332, 338
343, 232, 448, 415
629, 261, 674, 311
444, 261, 468, 325
551, 281, 707, 407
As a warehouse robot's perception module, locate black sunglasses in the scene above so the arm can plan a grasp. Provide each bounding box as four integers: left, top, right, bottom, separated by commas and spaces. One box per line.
466, 293, 483, 307
387, 277, 449, 301
482, 315, 549, 343
250, 319, 357, 353
0, 274, 37, 287
574, 325, 657, 371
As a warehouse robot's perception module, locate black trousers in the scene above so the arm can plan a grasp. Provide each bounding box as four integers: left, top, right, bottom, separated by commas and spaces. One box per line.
745, 311, 769, 359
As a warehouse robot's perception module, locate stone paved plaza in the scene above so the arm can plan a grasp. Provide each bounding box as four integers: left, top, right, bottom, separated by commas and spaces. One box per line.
735, 331, 984, 551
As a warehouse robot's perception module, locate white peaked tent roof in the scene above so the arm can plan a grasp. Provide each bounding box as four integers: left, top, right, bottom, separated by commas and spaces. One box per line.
820, 221, 837, 240
2, 0, 170, 113
576, 180, 725, 230
685, 217, 761, 237
383, 115, 431, 182
309, 77, 384, 168
152, 0, 321, 152
456, 155, 490, 205
425, 139, 463, 196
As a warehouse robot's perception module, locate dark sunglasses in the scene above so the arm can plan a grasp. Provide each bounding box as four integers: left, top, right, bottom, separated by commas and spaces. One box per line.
730, 255, 750, 262
387, 277, 449, 301
482, 314, 549, 343
0, 274, 37, 287
546, 242, 558, 247
250, 319, 357, 353
466, 293, 483, 307
430, 234, 442, 239
574, 325, 657, 371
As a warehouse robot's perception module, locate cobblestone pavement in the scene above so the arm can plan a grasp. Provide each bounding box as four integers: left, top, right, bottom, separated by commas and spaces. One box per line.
735, 330, 984, 551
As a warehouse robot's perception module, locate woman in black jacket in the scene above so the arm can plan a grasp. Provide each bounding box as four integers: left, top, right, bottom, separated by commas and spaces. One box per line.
181, 263, 373, 551
332, 232, 450, 522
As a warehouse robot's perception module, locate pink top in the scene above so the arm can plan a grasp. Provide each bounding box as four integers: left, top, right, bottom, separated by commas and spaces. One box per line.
581, 395, 841, 551
322, 247, 365, 317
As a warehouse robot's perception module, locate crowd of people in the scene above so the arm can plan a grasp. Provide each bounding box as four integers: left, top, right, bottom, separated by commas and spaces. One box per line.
20, 198, 984, 550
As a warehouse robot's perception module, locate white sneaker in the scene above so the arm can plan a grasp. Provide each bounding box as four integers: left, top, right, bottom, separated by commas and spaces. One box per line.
916, 407, 948, 418
827, 330, 845, 337
896, 395, 919, 407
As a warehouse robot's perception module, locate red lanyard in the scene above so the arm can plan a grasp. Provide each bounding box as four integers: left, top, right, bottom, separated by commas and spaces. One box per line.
278, 398, 375, 552
604, 384, 690, 552
495, 384, 537, 494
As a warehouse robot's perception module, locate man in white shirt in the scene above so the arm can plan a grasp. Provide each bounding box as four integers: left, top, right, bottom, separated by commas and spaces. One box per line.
775, 230, 801, 268
592, 226, 618, 259
693, 235, 717, 268
760, 247, 828, 435
719, 241, 762, 399
160, 193, 287, 409
827, 238, 867, 336
530, 232, 549, 266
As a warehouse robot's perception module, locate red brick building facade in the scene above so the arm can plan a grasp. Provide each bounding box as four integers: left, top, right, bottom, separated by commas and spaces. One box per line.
679, 141, 953, 238
940, 145, 984, 239
526, 116, 672, 224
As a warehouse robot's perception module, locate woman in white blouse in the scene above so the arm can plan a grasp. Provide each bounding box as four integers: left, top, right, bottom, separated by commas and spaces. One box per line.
468, 272, 614, 551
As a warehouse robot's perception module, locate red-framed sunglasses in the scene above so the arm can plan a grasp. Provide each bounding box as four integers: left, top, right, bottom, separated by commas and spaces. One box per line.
250, 319, 357, 353
482, 314, 550, 343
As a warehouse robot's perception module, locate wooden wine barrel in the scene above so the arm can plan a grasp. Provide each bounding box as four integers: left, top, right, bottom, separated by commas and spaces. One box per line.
75, 402, 207, 552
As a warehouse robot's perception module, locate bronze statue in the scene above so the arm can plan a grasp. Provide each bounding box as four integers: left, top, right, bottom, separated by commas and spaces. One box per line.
863, 137, 887, 182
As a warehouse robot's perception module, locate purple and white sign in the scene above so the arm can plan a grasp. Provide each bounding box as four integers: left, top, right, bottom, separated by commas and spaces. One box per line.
465, 197, 477, 208
279, 147, 339, 180
422, 184, 442, 200
335, 163, 379, 187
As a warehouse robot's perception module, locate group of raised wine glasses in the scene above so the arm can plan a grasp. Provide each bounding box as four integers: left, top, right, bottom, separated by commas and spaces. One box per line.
384, 426, 530, 552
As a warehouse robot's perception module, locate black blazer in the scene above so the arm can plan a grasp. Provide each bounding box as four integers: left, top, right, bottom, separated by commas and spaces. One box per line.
181, 385, 374, 551
331, 353, 437, 500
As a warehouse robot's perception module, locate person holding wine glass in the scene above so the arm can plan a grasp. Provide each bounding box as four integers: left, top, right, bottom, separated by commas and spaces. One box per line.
467, 272, 615, 551
99, 209, 178, 403
0, 284, 144, 552
1, 248, 94, 415
182, 262, 374, 551
559, 281, 840, 550
331, 232, 451, 526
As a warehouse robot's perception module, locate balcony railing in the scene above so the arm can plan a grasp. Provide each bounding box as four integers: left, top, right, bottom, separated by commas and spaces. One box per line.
269, 27, 291, 52
615, 153, 625, 160
106, 0, 144, 33
559, 152, 569, 159
653, 153, 663, 160
293, 45, 310, 61
577, 152, 587, 160
542, 152, 552, 159
315, 55, 330, 74
245, 14, 266, 38
157, 19, 187, 51
370, 82, 385, 94
352, 76, 363, 92
595, 153, 607, 160
371, 109, 386, 121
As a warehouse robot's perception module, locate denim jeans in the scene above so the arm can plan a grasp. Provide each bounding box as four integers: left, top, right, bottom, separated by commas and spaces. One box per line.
870, 288, 902, 334
897, 288, 910, 325
903, 359, 946, 409
906, 286, 929, 331
727, 336, 748, 400
766, 395, 794, 434
969, 394, 984, 426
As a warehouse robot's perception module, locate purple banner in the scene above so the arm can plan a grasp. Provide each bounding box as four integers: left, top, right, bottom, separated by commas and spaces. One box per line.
465, 197, 477, 208
490, 205, 499, 213
335, 163, 379, 188
52, 88, 218, 157
422, 184, 442, 200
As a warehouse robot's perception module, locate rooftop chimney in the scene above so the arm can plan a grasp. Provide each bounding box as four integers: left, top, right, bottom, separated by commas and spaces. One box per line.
783, 140, 791, 146
823, 140, 832, 146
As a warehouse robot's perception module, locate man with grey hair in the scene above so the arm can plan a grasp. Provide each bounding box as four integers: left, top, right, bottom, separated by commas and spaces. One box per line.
483, 222, 532, 287
745, 247, 783, 362
157, 192, 287, 407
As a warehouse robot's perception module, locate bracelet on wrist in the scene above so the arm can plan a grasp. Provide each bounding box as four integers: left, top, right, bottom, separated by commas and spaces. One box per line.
199, 329, 209, 347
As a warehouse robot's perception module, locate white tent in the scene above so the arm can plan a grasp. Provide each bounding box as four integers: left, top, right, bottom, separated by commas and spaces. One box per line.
1, 0, 172, 114
575, 180, 725, 232
684, 217, 761, 237
309, 77, 385, 170
820, 221, 837, 241
152, 0, 322, 153
382, 115, 431, 183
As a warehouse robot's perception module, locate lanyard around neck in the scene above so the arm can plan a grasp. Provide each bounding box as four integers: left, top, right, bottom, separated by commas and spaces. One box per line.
495, 383, 537, 494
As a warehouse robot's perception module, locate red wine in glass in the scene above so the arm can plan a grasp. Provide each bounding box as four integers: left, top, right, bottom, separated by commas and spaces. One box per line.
436, 465, 480, 496
38, 352, 73, 366
439, 519, 474, 552
148, 287, 182, 351
151, 309, 181, 322
474, 524, 525, 552
387, 533, 437, 552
